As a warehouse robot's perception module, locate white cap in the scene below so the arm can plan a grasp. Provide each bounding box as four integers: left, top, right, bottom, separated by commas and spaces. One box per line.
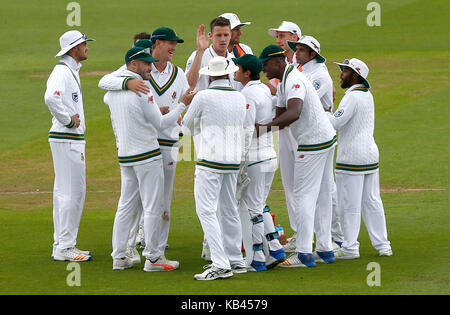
287, 35, 326, 63
268, 21, 301, 37
335, 58, 370, 88
199, 56, 239, 77
220, 13, 251, 30
55, 30, 95, 58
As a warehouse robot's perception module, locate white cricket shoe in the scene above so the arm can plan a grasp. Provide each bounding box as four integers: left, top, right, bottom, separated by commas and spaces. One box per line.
231, 262, 248, 274
53, 247, 92, 262
135, 226, 145, 248
201, 241, 211, 261
379, 249, 393, 257
143, 256, 179, 272
126, 246, 141, 264
194, 265, 233, 281
283, 233, 297, 252
113, 257, 133, 270
334, 249, 360, 260
74, 247, 91, 256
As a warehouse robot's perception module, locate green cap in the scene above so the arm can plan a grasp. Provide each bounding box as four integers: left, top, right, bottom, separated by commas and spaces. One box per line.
232, 54, 262, 76
125, 47, 159, 63
259, 45, 286, 63
133, 39, 153, 49
151, 27, 184, 43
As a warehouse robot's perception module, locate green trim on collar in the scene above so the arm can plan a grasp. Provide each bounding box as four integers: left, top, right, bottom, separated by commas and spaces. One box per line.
208, 86, 236, 91
149, 66, 178, 96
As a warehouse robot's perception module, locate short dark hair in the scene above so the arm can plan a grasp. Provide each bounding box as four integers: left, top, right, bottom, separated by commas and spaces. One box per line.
210, 17, 231, 32
241, 65, 260, 80
133, 32, 151, 43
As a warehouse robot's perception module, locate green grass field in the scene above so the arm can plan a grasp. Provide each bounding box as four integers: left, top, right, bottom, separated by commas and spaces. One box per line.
0, 0, 449, 296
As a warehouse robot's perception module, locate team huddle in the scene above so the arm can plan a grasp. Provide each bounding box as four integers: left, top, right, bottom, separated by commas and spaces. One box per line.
44, 13, 392, 281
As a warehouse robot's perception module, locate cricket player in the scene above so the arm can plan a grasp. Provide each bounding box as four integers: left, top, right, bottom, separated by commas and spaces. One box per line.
220, 13, 252, 58
257, 45, 337, 268
105, 46, 193, 271
99, 28, 189, 264
233, 54, 287, 271
329, 58, 392, 259
267, 22, 302, 252
287, 35, 344, 248
182, 56, 247, 280
45, 30, 95, 262
186, 16, 242, 91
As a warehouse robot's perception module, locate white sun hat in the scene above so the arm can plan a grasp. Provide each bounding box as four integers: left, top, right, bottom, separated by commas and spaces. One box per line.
268, 21, 301, 37
335, 58, 370, 89
199, 56, 239, 77
55, 30, 95, 58
220, 13, 251, 30
287, 35, 326, 63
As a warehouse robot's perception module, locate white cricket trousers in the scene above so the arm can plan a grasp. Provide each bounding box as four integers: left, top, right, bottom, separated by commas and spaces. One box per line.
278, 128, 298, 233
335, 171, 391, 254
194, 167, 244, 270
128, 148, 177, 252
294, 147, 335, 253
111, 158, 164, 261
50, 142, 86, 251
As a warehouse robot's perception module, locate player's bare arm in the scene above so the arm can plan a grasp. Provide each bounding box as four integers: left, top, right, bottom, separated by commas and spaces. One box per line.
126, 78, 150, 96
186, 25, 209, 89
256, 98, 302, 136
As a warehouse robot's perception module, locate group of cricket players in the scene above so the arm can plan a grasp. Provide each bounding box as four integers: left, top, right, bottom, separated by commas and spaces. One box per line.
44, 13, 393, 281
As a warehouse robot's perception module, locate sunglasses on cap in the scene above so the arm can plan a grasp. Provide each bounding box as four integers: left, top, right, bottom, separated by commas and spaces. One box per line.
129, 47, 152, 59
69, 34, 87, 46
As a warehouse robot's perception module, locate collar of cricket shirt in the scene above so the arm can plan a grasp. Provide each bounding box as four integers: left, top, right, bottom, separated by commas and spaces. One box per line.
300, 58, 318, 73
208, 78, 233, 89
345, 83, 366, 94
60, 54, 82, 72
122, 69, 144, 81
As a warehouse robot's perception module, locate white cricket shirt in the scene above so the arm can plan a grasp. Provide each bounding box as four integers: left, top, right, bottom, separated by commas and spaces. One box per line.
301, 59, 334, 112
98, 62, 189, 149
44, 55, 86, 143
241, 80, 277, 164
185, 45, 242, 91
328, 84, 379, 174
103, 70, 186, 166
276, 65, 336, 154
181, 79, 246, 173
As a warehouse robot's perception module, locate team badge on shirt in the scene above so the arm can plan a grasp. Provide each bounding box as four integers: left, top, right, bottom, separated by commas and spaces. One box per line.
292, 84, 301, 89
334, 109, 344, 117
72, 92, 78, 102
313, 80, 321, 90
172, 91, 177, 100
148, 96, 154, 103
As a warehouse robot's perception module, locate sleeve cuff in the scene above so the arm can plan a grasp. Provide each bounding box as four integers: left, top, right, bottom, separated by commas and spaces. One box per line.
65, 117, 75, 128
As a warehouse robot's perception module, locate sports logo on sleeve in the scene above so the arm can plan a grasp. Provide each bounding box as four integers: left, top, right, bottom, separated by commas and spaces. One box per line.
313, 80, 321, 90
72, 92, 79, 102
292, 83, 301, 89
334, 109, 344, 117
